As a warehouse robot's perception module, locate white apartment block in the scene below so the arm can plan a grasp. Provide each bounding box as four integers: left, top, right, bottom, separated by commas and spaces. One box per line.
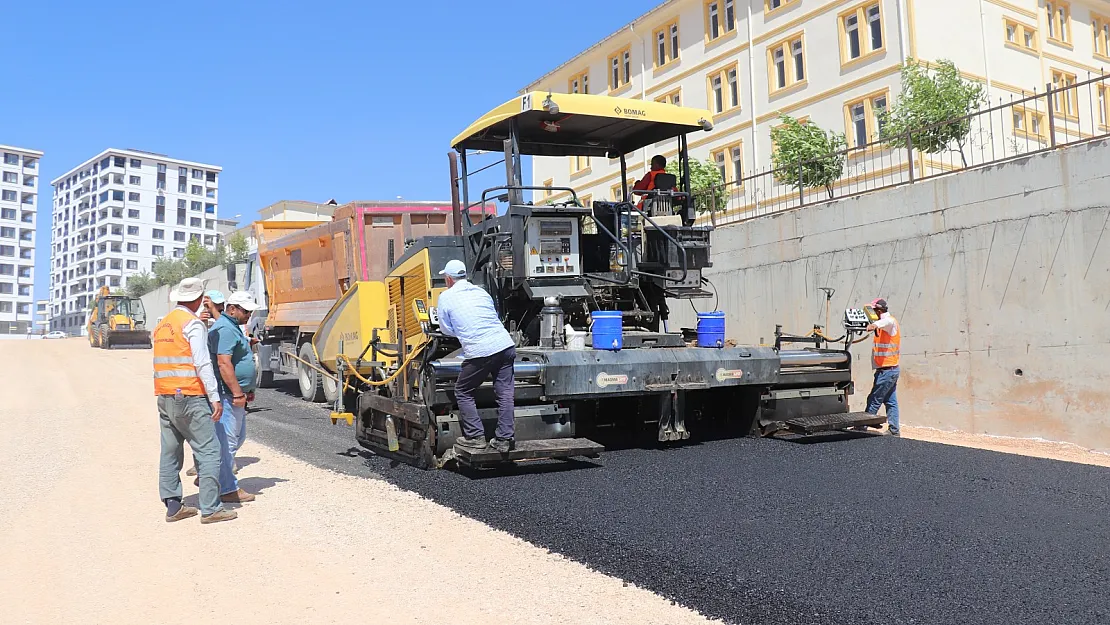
0, 145, 42, 335
49, 149, 222, 333
527, 0, 1110, 207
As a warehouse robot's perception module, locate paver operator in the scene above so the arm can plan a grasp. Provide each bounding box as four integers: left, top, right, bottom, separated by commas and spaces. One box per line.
435, 259, 517, 453
207, 290, 261, 504
152, 278, 237, 524
864, 297, 901, 436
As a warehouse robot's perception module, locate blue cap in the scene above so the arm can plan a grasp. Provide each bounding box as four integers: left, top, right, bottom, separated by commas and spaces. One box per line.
205, 290, 226, 304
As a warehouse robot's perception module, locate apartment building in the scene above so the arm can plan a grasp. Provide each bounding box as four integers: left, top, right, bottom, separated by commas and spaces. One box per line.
0, 145, 42, 335
49, 149, 222, 333
526, 0, 1110, 206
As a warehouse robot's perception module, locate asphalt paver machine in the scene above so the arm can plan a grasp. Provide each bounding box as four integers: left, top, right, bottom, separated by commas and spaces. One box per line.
314, 92, 883, 469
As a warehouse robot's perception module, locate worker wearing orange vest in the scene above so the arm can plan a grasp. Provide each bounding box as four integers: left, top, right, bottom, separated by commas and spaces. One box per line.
632, 155, 668, 208
154, 277, 237, 524
864, 298, 901, 436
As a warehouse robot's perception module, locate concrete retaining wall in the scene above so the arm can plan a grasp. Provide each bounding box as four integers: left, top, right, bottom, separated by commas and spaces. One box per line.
140, 265, 233, 324
672, 139, 1110, 451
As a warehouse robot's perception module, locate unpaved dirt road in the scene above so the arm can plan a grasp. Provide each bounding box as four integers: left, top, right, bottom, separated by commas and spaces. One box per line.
0, 340, 715, 625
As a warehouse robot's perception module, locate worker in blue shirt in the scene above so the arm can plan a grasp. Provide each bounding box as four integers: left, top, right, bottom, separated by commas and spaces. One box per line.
436, 260, 516, 453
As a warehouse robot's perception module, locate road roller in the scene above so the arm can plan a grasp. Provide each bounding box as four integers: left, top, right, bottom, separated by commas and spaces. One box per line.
312, 92, 884, 469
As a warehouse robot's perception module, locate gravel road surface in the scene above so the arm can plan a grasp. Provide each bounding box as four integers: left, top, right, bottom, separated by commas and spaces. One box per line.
250, 377, 1110, 625
0, 341, 716, 625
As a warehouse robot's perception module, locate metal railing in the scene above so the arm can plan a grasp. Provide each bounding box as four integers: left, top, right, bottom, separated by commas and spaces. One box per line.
697, 71, 1110, 227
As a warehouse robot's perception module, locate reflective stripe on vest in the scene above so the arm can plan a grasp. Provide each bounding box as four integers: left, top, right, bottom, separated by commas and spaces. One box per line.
152, 308, 206, 396
871, 316, 901, 368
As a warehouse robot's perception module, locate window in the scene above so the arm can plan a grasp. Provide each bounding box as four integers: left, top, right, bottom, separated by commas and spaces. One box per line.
127, 243, 139, 253
0, 282, 12, 294
190, 233, 201, 242
1094, 13, 1110, 59
1, 190, 15, 202
127, 192, 140, 202
157, 163, 167, 173
654, 20, 680, 68
2, 172, 17, 183
177, 209, 186, 225
705, 0, 736, 41
843, 90, 889, 148
110, 259, 121, 269
1013, 106, 1048, 141
152, 245, 164, 256
765, 0, 798, 15
192, 168, 203, 179
1099, 84, 1110, 129
128, 209, 140, 218
1003, 18, 1038, 53
1045, 1, 1070, 45
610, 177, 637, 201
126, 260, 138, 270
570, 154, 591, 176
655, 88, 682, 107
711, 142, 744, 188
129, 175, 141, 185
109, 277, 120, 287
608, 46, 632, 91
153, 229, 164, 240
173, 248, 185, 259
191, 217, 202, 227
206, 188, 215, 198
0, 208, 14, 220
567, 68, 589, 95
155, 208, 165, 223
1051, 69, 1078, 119
113, 157, 125, 168
191, 185, 202, 195
578, 194, 593, 209
542, 179, 554, 200
204, 235, 215, 246
768, 33, 806, 93
174, 231, 186, 242
129, 158, 142, 168
112, 191, 124, 201
205, 203, 216, 213
4, 153, 19, 165
191, 201, 202, 211
206, 171, 217, 183
839, 1, 884, 66
179, 167, 187, 176
706, 63, 740, 115
177, 199, 186, 209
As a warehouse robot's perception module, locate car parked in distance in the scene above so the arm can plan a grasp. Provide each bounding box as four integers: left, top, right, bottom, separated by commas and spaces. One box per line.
44, 331, 67, 339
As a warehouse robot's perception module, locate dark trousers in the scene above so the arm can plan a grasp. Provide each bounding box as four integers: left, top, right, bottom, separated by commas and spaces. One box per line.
455, 346, 516, 439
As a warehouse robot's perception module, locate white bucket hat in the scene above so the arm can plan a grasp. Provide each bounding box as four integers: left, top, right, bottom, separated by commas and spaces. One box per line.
170, 277, 206, 303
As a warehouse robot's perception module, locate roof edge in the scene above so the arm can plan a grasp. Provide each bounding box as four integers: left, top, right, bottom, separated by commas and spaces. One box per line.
51, 148, 223, 185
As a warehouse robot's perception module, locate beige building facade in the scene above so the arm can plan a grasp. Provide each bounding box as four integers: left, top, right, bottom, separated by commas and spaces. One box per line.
526, 0, 1110, 209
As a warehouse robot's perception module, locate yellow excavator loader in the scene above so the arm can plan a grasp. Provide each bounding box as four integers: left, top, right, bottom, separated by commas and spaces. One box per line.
87, 286, 152, 349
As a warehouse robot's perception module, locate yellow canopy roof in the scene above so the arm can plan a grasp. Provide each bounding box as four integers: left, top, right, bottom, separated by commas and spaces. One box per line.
451, 92, 713, 158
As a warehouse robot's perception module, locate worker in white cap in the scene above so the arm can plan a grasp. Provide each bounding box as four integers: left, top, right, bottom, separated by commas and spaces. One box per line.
206, 290, 262, 503
152, 278, 236, 524
435, 259, 517, 453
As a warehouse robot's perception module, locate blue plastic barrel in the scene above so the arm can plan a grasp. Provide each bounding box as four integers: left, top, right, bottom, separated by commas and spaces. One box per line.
697, 311, 726, 348
591, 311, 623, 350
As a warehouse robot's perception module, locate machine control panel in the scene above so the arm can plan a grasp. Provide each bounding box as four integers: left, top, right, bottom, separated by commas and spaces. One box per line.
843, 306, 879, 331
413, 299, 440, 334
526, 217, 581, 278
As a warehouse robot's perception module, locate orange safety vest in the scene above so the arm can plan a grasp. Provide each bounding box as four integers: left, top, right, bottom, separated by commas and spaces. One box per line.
636, 169, 666, 208
152, 308, 206, 396
871, 315, 901, 368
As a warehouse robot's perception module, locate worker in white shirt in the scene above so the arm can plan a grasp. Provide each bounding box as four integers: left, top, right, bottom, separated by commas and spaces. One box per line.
864, 298, 901, 436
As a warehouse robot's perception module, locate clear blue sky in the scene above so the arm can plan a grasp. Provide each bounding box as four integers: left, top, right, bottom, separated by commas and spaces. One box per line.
2, 0, 645, 303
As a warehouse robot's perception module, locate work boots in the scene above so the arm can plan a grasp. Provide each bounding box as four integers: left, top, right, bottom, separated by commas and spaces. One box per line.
200, 509, 238, 524
455, 435, 488, 450
489, 437, 515, 453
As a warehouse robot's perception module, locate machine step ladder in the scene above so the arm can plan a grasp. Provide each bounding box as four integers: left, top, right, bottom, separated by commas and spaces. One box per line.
453, 438, 604, 468
782, 412, 887, 435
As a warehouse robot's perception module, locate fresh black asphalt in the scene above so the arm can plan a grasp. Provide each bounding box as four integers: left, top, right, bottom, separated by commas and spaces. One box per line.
247, 379, 1110, 625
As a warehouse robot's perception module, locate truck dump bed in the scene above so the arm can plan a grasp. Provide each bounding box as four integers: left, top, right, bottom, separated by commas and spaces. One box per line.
259, 201, 473, 334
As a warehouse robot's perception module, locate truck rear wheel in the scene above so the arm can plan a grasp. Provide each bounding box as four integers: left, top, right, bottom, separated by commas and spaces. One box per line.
297, 342, 325, 402
322, 373, 340, 404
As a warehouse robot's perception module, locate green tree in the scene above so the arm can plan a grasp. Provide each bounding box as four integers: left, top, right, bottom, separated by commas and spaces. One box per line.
152, 257, 191, 288
226, 232, 250, 263
769, 115, 848, 199
880, 59, 987, 166
125, 271, 157, 298
666, 158, 726, 213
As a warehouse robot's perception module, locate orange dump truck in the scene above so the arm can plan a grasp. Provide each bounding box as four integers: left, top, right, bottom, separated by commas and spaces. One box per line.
254, 201, 484, 402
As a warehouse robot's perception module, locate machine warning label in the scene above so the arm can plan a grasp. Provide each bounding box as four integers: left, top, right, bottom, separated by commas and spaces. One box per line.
530, 246, 539, 255
595, 373, 629, 388
715, 368, 744, 381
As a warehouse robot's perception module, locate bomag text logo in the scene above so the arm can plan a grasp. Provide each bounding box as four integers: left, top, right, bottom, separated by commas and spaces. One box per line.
614, 106, 646, 117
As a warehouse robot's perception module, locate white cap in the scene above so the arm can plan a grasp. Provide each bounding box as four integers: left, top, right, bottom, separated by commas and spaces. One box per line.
226, 291, 260, 311
439, 259, 467, 278
170, 277, 206, 303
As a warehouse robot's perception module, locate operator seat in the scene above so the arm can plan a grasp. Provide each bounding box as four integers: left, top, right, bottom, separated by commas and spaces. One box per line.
642, 172, 677, 217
